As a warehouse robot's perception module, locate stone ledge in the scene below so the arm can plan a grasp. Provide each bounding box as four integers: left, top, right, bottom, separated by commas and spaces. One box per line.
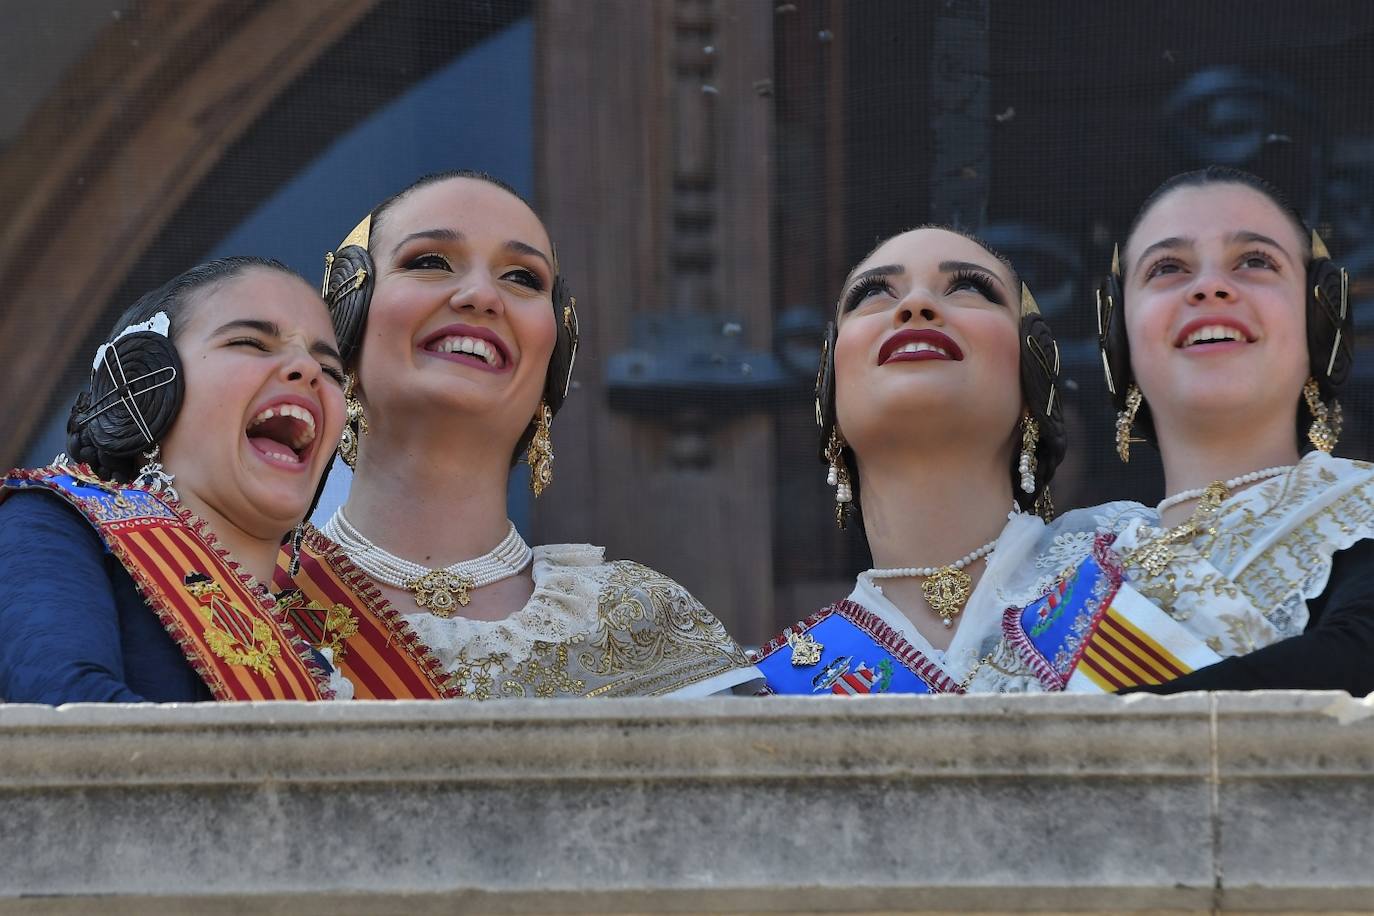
1, 692, 1370, 914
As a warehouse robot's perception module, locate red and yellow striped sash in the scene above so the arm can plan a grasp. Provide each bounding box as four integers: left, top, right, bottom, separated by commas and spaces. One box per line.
273, 527, 460, 699
4, 466, 332, 701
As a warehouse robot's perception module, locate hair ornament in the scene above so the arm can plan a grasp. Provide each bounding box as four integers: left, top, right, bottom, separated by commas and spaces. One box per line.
91, 311, 170, 371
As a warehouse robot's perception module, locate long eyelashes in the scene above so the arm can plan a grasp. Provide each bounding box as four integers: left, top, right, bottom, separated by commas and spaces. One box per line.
841, 269, 1002, 312
320, 365, 346, 385
402, 254, 546, 292
842, 275, 894, 312
403, 253, 451, 271
1144, 249, 1282, 281
947, 268, 1003, 304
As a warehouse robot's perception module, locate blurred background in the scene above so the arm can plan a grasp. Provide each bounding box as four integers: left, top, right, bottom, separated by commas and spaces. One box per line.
3, 0, 1372, 644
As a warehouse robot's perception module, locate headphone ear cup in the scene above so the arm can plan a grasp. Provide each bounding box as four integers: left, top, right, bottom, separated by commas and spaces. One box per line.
1307, 257, 1353, 399
815, 321, 840, 463
544, 275, 579, 416
323, 244, 376, 365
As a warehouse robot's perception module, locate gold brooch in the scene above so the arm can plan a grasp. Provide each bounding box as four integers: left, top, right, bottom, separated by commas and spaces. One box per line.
786, 630, 824, 667
406, 570, 476, 617
922, 566, 974, 628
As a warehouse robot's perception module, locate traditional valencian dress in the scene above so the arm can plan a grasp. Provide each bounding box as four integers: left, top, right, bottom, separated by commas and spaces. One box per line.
759, 454, 1374, 697
0, 464, 343, 703
275, 531, 763, 699
754, 504, 1152, 695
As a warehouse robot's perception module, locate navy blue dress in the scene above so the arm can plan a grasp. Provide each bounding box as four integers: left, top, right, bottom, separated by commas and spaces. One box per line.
0, 490, 213, 703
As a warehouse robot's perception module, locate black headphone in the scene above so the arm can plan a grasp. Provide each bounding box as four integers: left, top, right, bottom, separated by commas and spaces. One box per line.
1095, 230, 1352, 448
320, 214, 581, 459
815, 283, 1068, 516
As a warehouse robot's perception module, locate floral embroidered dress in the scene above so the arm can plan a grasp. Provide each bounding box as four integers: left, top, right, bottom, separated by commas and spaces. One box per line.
278, 535, 762, 699
1104, 452, 1374, 694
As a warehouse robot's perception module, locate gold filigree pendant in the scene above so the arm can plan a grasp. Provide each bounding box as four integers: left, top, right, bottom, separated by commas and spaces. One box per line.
406, 570, 475, 617
922, 566, 972, 628
786, 630, 824, 667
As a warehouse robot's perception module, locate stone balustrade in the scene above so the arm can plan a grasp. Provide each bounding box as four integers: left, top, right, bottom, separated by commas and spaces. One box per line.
1, 692, 1371, 914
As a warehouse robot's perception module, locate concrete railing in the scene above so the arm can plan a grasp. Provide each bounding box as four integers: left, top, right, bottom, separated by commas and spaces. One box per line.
1, 692, 1371, 914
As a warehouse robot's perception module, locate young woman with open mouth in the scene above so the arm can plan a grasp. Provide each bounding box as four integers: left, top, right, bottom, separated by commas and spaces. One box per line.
1074, 167, 1373, 695
752, 226, 1149, 695
277, 171, 760, 699
0, 257, 349, 702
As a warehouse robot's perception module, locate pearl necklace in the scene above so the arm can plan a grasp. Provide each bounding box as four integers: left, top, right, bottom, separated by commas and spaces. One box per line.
322, 508, 531, 617
863, 504, 1019, 628
1155, 466, 1293, 516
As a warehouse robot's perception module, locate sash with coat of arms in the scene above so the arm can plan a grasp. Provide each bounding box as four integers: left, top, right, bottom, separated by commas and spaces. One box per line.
2, 464, 334, 701
753, 599, 963, 695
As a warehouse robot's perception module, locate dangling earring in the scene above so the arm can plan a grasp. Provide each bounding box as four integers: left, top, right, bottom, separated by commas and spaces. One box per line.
1303, 377, 1341, 453
338, 372, 368, 469
1018, 414, 1039, 495
824, 429, 853, 529
1116, 384, 1143, 463
136, 445, 179, 502
527, 400, 554, 497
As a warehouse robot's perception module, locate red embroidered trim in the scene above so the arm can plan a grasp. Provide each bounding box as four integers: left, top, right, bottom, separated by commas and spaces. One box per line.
6, 464, 334, 700
750, 605, 837, 662
1002, 532, 1126, 692
302, 526, 464, 699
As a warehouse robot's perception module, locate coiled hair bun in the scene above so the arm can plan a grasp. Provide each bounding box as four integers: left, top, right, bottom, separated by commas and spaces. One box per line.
66, 331, 185, 481
64, 255, 295, 481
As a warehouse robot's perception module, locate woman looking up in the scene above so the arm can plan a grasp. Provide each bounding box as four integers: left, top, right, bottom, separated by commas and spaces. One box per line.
0, 257, 348, 703
753, 226, 1140, 695
279, 171, 760, 699
1087, 166, 1372, 695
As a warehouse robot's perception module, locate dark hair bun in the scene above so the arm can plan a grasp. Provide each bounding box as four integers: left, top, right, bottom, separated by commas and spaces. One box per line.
1309, 257, 1353, 399
1018, 312, 1068, 512
66, 331, 185, 480
323, 244, 375, 364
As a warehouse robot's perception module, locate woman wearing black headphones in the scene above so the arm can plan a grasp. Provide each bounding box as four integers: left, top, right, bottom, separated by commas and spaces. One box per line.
277, 171, 760, 699
1086, 166, 1372, 695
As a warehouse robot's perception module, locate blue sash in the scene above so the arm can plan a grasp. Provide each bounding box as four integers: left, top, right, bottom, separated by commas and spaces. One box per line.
1001, 534, 1219, 692
754, 600, 960, 695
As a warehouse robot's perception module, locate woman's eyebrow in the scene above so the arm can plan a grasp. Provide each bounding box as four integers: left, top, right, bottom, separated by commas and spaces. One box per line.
505, 240, 552, 270
1230, 230, 1292, 259
390, 228, 463, 257
843, 264, 903, 288
1132, 236, 1191, 277
938, 260, 1005, 290
209, 319, 278, 339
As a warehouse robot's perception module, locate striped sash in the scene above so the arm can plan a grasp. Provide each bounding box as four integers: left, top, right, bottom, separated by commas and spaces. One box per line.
273, 527, 460, 699
1003, 534, 1222, 692
2, 465, 333, 700
753, 600, 962, 695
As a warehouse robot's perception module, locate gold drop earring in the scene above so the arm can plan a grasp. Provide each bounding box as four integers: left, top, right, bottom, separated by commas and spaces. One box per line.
1303, 377, 1341, 453
1115, 384, 1143, 463
527, 400, 554, 496
338, 372, 368, 469
1018, 413, 1039, 495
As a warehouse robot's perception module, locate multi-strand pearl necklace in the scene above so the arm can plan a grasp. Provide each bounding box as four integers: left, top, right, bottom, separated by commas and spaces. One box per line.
863, 504, 1019, 628
1155, 466, 1293, 516
322, 508, 531, 617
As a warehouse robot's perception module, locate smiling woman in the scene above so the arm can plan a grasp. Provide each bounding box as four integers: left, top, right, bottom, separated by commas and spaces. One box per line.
1080, 167, 1374, 695
273, 171, 762, 700
0, 257, 350, 703
753, 226, 1157, 696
